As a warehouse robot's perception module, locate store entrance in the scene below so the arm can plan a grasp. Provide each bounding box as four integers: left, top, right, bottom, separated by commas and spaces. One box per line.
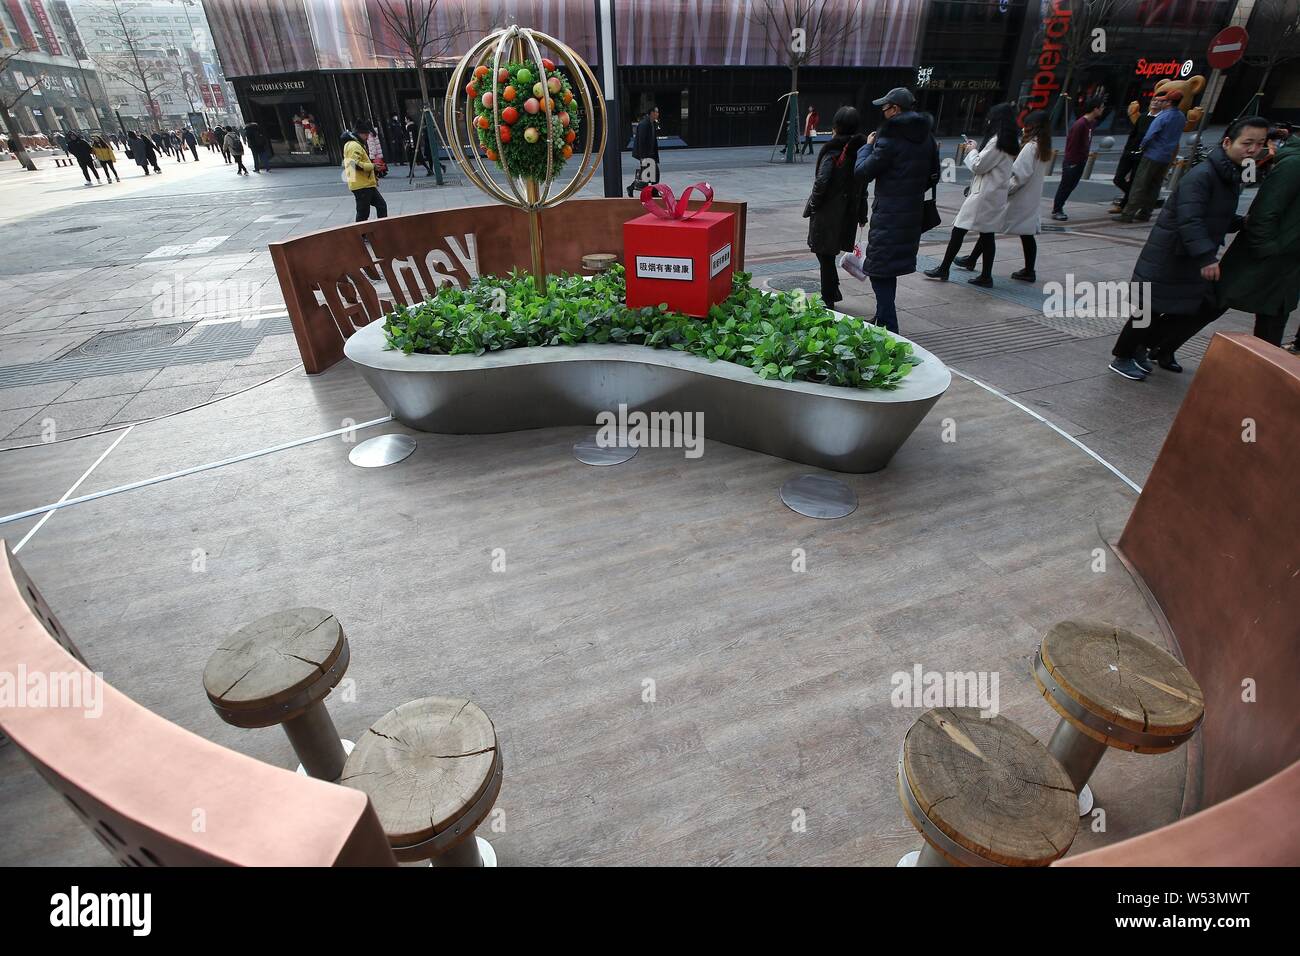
245, 92, 330, 166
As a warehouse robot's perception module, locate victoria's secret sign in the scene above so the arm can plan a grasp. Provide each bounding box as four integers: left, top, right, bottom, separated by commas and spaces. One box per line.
1020, 0, 1073, 124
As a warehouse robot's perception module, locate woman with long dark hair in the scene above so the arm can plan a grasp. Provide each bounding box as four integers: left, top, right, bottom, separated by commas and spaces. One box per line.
956, 109, 1051, 282
803, 106, 869, 310
925, 102, 1019, 286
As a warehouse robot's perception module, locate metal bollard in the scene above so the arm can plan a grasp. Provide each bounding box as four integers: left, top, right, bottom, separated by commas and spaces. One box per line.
1083, 150, 1098, 180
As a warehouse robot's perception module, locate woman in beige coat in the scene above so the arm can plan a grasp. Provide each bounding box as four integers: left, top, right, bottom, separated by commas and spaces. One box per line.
925, 103, 1019, 286
956, 109, 1052, 282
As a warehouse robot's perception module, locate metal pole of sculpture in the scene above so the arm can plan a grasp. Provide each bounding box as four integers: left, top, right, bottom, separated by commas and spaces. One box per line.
444, 26, 607, 293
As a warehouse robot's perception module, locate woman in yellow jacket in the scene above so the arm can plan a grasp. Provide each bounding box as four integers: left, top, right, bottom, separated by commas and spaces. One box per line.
343, 120, 387, 222
91, 136, 120, 183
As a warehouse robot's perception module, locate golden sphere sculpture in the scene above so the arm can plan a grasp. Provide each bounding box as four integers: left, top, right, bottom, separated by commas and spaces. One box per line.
444, 26, 607, 284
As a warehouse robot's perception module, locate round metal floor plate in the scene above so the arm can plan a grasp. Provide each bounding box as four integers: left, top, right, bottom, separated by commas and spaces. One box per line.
349, 433, 416, 467
574, 432, 638, 466
780, 474, 858, 519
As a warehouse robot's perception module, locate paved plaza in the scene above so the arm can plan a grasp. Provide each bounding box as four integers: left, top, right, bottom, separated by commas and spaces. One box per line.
0, 131, 1290, 870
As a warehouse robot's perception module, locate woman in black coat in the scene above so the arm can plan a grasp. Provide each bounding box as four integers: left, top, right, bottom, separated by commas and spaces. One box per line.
1108, 117, 1269, 379
853, 92, 940, 332
803, 107, 869, 311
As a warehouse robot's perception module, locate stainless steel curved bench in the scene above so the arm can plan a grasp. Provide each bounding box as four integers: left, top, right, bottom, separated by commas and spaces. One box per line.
344, 319, 950, 473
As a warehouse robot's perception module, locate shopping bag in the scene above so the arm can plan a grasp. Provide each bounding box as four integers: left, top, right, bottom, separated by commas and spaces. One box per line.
839, 230, 867, 282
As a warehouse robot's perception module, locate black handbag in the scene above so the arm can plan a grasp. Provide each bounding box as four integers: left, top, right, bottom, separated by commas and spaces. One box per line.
921, 185, 941, 231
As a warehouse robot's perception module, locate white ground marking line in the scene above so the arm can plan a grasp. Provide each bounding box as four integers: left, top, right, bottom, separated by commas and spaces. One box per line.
949, 368, 1143, 494
0, 416, 394, 528
191, 310, 290, 327
12, 425, 135, 554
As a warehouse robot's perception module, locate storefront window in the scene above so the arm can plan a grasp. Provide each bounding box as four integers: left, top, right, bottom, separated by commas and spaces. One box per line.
244, 78, 331, 165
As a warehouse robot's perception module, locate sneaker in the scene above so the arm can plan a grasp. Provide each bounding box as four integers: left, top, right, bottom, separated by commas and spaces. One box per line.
1051, 211, 1068, 221
1288, 342, 1300, 354
1134, 348, 1153, 373
923, 266, 949, 281
1109, 357, 1148, 381
968, 275, 993, 288
1010, 269, 1036, 282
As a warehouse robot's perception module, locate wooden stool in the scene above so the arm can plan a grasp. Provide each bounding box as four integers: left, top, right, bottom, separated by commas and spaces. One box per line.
203, 608, 353, 781
1034, 620, 1204, 815
898, 708, 1078, 867
341, 696, 502, 867
581, 252, 617, 273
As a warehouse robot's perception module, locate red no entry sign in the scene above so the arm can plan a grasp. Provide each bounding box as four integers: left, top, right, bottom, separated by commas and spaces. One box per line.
1207, 26, 1249, 70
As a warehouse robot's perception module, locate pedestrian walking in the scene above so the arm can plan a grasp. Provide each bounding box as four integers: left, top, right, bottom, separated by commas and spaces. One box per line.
223, 127, 248, 175
183, 127, 199, 161
215, 126, 232, 164
91, 135, 120, 182
245, 121, 270, 172
956, 109, 1051, 282
1111, 101, 1157, 212
800, 106, 819, 156
127, 131, 155, 175
925, 102, 1019, 287
387, 113, 407, 165
344, 121, 387, 222
853, 87, 941, 332
1215, 130, 1300, 347
628, 106, 660, 196
803, 106, 868, 311
1108, 117, 1270, 380
66, 133, 101, 186
1116, 91, 1185, 222
1051, 96, 1105, 221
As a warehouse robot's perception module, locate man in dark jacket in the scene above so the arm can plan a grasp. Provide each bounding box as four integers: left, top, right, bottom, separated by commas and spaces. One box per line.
1117, 91, 1185, 222
1111, 101, 1157, 212
854, 87, 940, 333
1108, 117, 1270, 380
66, 133, 101, 186
245, 122, 270, 172
182, 127, 199, 161
629, 107, 660, 197
387, 113, 407, 165
1051, 96, 1105, 221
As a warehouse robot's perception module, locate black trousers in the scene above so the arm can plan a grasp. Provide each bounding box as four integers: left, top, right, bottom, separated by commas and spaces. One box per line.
353, 186, 388, 222
76, 158, 100, 182
1112, 300, 1227, 359
1053, 161, 1086, 213
817, 252, 841, 307
1112, 151, 1140, 200
940, 227, 995, 277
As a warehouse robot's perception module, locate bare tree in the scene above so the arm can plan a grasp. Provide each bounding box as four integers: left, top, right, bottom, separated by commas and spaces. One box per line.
1051, 0, 1138, 129
0, 44, 43, 171
82, 0, 180, 132
748, 0, 865, 163
1240, 0, 1300, 111
359, 0, 471, 118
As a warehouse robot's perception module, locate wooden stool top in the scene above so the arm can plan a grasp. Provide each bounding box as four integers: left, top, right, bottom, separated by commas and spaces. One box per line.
581, 252, 617, 272
900, 708, 1077, 866
341, 697, 501, 861
1036, 620, 1204, 753
203, 608, 349, 729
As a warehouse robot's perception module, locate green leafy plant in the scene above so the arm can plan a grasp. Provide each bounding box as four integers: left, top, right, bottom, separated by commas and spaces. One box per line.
382, 266, 915, 390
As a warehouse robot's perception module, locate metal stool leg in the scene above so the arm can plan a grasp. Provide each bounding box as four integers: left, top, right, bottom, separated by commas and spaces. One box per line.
282, 700, 347, 780
1047, 718, 1108, 816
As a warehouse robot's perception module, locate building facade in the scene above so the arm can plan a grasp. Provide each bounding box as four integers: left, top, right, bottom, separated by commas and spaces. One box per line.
66, 0, 240, 131
0, 0, 112, 135
196, 0, 1291, 168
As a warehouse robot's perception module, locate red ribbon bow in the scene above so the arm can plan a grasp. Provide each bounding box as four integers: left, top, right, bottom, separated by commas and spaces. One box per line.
639, 181, 714, 220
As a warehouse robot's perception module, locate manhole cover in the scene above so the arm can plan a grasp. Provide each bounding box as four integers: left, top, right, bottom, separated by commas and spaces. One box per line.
54, 225, 100, 234
70, 323, 194, 357
764, 274, 823, 294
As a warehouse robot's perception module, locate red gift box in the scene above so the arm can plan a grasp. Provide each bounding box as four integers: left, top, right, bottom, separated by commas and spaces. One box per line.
623, 210, 735, 317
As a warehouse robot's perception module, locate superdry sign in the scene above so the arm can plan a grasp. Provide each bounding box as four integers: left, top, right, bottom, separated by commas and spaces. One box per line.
1020, 0, 1072, 125
1135, 58, 1194, 78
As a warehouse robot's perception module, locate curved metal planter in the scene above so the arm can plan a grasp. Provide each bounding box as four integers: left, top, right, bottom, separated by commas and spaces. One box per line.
344, 319, 950, 473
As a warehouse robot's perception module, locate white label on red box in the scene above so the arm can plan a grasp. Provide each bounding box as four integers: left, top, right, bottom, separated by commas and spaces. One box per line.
709, 243, 732, 278
635, 255, 694, 281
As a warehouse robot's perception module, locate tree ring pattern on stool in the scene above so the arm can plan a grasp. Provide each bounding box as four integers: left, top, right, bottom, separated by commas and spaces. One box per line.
341, 696, 499, 860
900, 708, 1078, 866
203, 608, 349, 728
1034, 620, 1204, 754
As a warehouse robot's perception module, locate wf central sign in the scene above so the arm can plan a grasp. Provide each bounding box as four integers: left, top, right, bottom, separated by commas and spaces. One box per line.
1020, 0, 1073, 124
